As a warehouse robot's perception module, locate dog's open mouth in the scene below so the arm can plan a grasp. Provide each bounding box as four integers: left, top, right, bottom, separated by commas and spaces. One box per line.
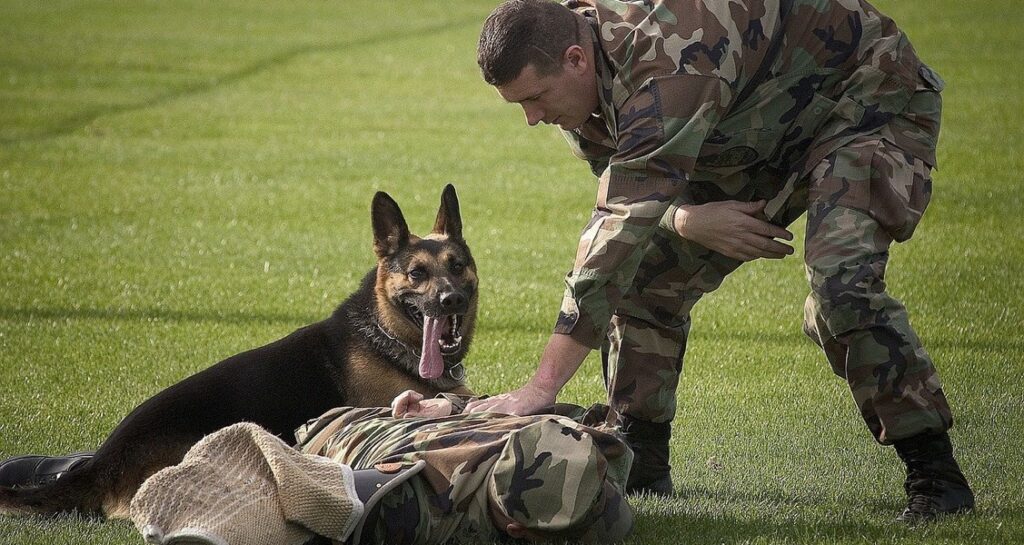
404, 303, 464, 380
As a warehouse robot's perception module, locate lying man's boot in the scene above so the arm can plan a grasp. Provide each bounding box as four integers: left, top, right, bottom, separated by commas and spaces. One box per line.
0, 452, 94, 488
894, 431, 974, 523
619, 415, 673, 496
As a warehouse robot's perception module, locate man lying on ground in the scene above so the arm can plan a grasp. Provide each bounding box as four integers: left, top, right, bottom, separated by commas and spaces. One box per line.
129, 391, 635, 545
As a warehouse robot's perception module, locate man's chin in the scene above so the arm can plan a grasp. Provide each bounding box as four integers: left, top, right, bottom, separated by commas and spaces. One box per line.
556, 117, 584, 131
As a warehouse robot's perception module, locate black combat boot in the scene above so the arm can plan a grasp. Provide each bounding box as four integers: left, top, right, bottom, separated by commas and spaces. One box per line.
893, 431, 974, 523
619, 415, 673, 496
0, 452, 93, 488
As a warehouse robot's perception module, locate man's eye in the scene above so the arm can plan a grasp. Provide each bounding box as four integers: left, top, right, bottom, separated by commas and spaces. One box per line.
409, 268, 427, 281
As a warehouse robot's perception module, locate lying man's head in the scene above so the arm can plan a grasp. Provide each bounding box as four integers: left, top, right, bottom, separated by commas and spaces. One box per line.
484, 418, 634, 543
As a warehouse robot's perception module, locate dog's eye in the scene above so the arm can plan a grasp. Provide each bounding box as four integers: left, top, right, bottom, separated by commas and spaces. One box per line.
450, 261, 465, 275
408, 268, 427, 282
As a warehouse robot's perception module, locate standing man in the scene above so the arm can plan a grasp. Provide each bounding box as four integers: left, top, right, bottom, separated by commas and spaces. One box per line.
467, 0, 974, 522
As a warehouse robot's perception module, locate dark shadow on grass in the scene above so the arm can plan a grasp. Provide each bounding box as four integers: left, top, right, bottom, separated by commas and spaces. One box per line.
0, 305, 320, 326
630, 486, 921, 544
689, 328, 1019, 354
0, 15, 483, 144
631, 509, 905, 544
673, 484, 904, 518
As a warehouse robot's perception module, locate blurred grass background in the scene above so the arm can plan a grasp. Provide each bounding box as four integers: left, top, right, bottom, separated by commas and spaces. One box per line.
0, 0, 1021, 543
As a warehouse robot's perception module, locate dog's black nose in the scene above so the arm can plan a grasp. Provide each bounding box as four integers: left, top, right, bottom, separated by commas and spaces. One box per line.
439, 292, 466, 312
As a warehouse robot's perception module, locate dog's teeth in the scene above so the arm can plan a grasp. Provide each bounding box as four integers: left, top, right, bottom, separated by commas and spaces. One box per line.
454, 336, 462, 345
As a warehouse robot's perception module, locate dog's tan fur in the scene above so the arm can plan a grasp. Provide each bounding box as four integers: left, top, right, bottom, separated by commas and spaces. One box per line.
0, 185, 477, 519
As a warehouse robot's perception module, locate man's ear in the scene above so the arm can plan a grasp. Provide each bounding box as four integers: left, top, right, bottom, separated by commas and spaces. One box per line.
371, 191, 410, 258
563, 44, 587, 73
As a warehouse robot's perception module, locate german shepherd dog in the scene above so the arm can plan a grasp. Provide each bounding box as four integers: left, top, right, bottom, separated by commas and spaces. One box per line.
0, 184, 476, 518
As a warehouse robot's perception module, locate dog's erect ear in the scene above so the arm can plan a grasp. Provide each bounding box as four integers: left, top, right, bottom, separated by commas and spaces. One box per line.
432, 184, 463, 240
372, 191, 410, 258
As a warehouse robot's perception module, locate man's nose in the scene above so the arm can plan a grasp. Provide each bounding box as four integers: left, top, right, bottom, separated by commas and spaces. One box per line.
523, 104, 544, 126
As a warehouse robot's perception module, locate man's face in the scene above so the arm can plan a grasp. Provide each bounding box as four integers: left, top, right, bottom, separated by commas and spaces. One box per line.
496, 54, 598, 131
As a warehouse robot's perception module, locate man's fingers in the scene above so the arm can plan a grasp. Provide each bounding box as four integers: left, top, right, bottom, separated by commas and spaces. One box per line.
733, 243, 763, 262
391, 392, 405, 414
393, 397, 408, 417
740, 215, 792, 241
465, 398, 491, 412
731, 205, 792, 241
404, 399, 449, 419
732, 200, 767, 214
726, 236, 792, 261
467, 394, 514, 415
753, 236, 794, 258
392, 390, 423, 417
739, 238, 791, 259
764, 224, 794, 241
403, 390, 424, 406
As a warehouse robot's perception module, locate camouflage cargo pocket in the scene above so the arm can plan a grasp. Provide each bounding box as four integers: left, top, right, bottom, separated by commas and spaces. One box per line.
868, 139, 933, 242
814, 136, 932, 242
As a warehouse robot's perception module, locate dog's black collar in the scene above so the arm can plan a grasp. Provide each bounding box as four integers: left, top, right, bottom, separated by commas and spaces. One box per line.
373, 321, 466, 381
374, 320, 419, 356
446, 362, 466, 381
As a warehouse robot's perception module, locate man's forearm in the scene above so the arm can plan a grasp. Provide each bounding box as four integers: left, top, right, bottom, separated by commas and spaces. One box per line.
528, 333, 592, 397
463, 333, 592, 415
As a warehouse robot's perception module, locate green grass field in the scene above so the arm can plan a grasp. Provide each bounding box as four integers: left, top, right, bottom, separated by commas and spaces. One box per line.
1, 1, 1021, 543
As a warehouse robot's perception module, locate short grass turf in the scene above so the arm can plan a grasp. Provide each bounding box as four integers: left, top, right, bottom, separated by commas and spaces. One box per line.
1, 1, 1021, 544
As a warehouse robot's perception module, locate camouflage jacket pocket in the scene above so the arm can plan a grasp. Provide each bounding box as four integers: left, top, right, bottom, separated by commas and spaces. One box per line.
695, 127, 774, 177
787, 93, 867, 156
791, 93, 871, 179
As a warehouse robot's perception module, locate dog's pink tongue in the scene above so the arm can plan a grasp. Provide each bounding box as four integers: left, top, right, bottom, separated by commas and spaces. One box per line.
419, 316, 444, 380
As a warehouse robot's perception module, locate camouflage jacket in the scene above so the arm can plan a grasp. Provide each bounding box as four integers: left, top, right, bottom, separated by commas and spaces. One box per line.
294, 402, 633, 544
554, 0, 945, 348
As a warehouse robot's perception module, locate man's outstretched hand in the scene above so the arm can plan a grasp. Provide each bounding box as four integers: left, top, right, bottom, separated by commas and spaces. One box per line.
673, 200, 794, 261
391, 390, 454, 418
466, 333, 590, 415
464, 382, 555, 416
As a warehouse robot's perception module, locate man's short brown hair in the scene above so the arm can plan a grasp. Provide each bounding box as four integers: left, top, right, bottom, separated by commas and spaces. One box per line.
477, 0, 582, 86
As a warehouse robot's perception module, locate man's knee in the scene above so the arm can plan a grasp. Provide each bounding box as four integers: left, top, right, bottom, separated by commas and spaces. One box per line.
802, 255, 895, 343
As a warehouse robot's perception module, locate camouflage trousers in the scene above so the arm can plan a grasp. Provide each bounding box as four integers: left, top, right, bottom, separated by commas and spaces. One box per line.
604, 94, 953, 445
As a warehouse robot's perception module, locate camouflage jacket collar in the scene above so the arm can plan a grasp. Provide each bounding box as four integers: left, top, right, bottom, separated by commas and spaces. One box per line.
569, 6, 618, 152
